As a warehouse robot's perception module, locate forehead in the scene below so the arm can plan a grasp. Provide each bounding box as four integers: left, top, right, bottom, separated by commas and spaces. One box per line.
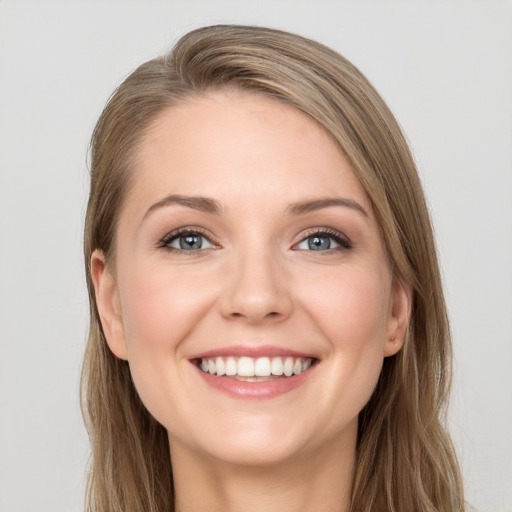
126, 90, 372, 217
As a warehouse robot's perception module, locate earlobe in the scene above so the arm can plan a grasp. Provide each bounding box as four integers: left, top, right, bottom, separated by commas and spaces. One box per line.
384, 278, 413, 357
90, 250, 128, 360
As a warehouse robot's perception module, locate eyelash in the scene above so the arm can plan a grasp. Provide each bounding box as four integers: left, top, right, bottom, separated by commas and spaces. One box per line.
296, 227, 353, 252
157, 227, 352, 253
158, 227, 216, 254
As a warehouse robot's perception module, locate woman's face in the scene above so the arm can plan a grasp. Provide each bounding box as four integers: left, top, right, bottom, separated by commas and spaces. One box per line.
93, 90, 410, 466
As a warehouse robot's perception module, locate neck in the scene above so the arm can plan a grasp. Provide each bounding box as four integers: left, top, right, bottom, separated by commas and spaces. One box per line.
169, 432, 355, 512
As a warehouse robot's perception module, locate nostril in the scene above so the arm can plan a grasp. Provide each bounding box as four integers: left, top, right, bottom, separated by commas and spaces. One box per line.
220, 284, 293, 323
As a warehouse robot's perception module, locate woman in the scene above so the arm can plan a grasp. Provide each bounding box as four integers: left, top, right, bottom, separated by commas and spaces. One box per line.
82, 24, 465, 511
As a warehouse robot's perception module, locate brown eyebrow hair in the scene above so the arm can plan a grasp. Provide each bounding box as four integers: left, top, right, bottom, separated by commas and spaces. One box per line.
142, 194, 368, 223
142, 194, 222, 222
286, 197, 369, 218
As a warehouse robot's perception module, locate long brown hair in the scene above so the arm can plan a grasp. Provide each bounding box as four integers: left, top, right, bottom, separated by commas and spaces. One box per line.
82, 24, 465, 511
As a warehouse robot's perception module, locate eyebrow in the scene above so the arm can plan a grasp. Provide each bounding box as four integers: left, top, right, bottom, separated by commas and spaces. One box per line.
286, 197, 369, 218
141, 194, 368, 223
142, 194, 222, 222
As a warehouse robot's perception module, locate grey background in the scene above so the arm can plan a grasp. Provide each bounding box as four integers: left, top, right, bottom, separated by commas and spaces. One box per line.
0, 1, 511, 511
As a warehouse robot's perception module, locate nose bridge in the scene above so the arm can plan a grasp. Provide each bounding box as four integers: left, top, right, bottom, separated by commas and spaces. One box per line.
220, 236, 292, 323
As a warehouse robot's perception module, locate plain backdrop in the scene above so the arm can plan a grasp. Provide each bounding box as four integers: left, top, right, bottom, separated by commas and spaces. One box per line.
0, 1, 511, 511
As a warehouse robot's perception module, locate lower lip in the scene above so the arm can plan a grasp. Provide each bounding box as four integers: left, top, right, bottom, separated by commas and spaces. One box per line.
195, 365, 316, 400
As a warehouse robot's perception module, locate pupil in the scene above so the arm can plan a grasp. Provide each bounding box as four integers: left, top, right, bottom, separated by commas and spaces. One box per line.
308, 236, 330, 251
180, 234, 202, 250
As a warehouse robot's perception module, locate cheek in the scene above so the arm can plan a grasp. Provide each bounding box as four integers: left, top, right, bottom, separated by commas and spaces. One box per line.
305, 266, 391, 349
118, 262, 212, 354
292, 265, 392, 434
115, 264, 214, 427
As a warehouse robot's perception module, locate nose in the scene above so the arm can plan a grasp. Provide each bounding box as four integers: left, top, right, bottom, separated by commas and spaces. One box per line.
219, 246, 293, 325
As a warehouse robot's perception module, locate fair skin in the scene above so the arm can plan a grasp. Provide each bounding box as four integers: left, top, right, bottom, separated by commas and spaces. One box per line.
92, 90, 410, 512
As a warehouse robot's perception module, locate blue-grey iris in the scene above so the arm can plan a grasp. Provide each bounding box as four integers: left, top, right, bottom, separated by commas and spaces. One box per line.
308, 236, 331, 251
180, 234, 202, 250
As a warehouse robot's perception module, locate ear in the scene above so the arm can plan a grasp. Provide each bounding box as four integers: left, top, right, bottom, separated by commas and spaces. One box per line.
384, 278, 412, 357
90, 250, 128, 360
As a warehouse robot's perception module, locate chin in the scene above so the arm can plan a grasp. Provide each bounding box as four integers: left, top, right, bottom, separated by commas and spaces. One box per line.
199, 434, 307, 467
176, 411, 355, 468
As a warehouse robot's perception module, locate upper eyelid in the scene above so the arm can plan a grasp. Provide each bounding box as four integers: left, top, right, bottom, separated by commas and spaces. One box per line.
300, 227, 343, 236
293, 227, 353, 251
297, 227, 351, 241
159, 226, 217, 247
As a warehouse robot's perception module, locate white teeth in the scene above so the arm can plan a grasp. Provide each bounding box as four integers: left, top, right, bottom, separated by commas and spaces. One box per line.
199, 356, 313, 378
254, 356, 271, 376
283, 357, 294, 377
216, 357, 225, 376
271, 357, 284, 376
238, 357, 255, 377
301, 359, 312, 372
225, 357, 237, 376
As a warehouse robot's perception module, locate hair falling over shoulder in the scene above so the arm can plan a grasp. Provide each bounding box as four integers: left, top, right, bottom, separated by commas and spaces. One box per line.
81, 24, 465, 512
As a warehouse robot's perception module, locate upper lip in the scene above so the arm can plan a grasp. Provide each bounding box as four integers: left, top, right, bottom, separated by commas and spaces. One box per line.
189, 344, 318, 360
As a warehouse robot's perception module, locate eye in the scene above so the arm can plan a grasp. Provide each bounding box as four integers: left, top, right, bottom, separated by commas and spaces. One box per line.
160, 229, 216, 252
295, 229, 351, 252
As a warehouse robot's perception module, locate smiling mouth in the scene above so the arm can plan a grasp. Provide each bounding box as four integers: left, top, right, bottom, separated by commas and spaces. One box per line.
195, 356, 316, 381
